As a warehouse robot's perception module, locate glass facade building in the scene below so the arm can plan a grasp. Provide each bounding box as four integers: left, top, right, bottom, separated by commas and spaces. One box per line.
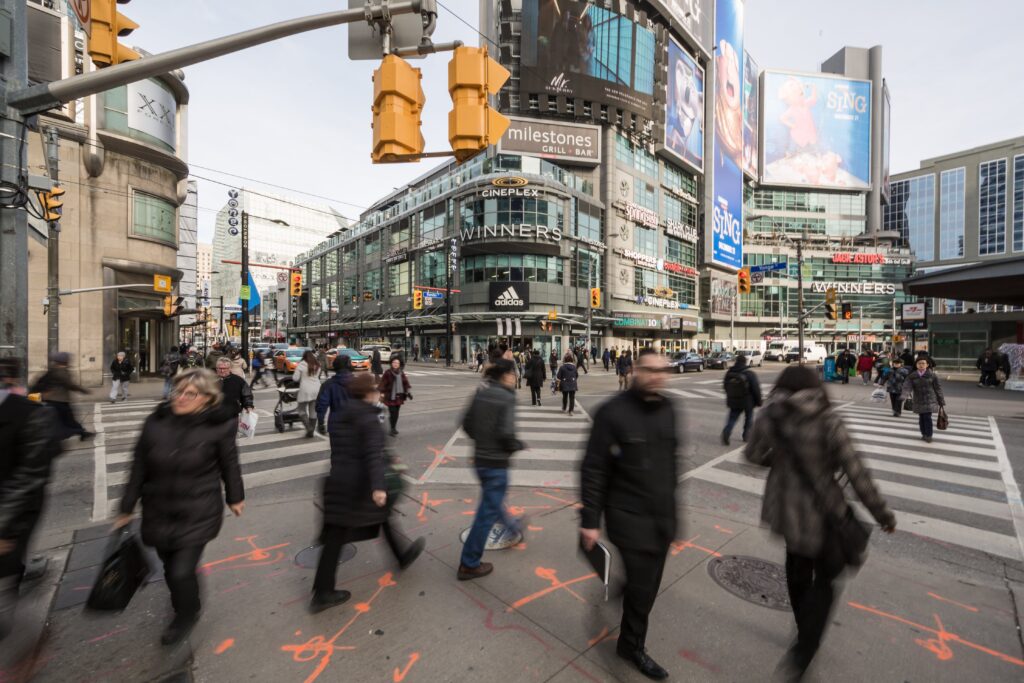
884, 175, 935, 261
978, 158, 1007, 255
938, 168, 965, 260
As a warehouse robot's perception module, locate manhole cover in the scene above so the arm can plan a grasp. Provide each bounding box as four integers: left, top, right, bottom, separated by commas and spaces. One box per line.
294, 544, 357, 569
458, 523, 523, 550
707, 555, 790, 611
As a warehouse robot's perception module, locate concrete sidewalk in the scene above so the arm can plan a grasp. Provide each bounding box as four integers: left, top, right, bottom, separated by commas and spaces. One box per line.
9, 483, 1023, 682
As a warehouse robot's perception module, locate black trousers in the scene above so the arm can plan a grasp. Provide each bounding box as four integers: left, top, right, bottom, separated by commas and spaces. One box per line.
618, 548, 668, 653
314, 522, 407, 594
839, 369, 849, 384
388, 405, 401, 431
51, 401, 84, 438
561, 390, 576, 412
888, 392, 902, 415
785, 549, 842, 661
530, 385, 541, 404
156, 544, 205, 619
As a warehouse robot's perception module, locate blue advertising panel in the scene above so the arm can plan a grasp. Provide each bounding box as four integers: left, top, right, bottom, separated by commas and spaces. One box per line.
711, 0, 745, 270
664, 38, 704, 173
761, 71, 872, 190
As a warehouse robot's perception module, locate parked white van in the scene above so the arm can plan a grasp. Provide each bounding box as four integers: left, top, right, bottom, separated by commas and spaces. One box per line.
784, 345, 828, 363
764, 342, 788, 361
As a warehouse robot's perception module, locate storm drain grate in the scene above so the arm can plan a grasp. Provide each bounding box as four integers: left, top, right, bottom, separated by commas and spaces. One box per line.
294, 544, 357, 569
707, 555, 791, 611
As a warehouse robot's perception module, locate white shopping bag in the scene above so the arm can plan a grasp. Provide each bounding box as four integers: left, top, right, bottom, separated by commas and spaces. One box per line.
870, 387, 886, 402
238, 411, 259, 438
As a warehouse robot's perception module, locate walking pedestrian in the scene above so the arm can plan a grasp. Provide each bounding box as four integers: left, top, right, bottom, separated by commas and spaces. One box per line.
214, 358, 254, 419
311, 373, 425, 613
548, 349, 559, 376
743, 364, 895, 678
835, 349, 852, 385
31, 352, 93, 440
476, 348, 486, 373
292, 350, 323, 438
915, 349, 935, 369
316, 345, 330, 380
525, 350, 546, 406
902, 358, 946, 443
609, 347, 618, 367
317, 355, 353, 435
109, 350, 134, 402
976, 349, 999, 387
856, 350, 874, 385
602, 348, 610, 372
371, 348, 383, 382
556, 352, 579, 415
204, 342, 224, 371
249, 350, 269, 389
616, 350, 633, 390
457, 360, 525, 580
0, 358, 62, 641
721, 355, 763, 445
227, 348, 247, 380
885, 359, 909, 417
379, 357, 411, 436
413, 344, 420, 362
114, 368, 244, 645
160, 348, 182, 399
580, 349, 679, 680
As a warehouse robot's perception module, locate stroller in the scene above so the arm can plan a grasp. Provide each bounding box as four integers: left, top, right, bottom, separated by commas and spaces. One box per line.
273, 378, 302, 432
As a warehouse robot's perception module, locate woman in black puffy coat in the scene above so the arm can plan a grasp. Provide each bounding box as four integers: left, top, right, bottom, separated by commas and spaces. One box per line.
115, 368, 244, 646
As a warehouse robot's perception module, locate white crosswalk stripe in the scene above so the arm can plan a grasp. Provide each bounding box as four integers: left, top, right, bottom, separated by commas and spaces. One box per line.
683, 404, 1024, 561
421, 400, 591, 489
666, 383, 774, 400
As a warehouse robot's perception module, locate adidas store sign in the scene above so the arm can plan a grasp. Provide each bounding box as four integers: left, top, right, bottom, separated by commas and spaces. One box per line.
488, 282, 530, 312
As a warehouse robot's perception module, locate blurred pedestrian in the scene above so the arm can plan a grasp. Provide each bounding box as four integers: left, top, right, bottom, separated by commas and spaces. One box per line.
915, 350, 936, 370
31, 352, 92, 440
580, 349, 679, 680
556, 352, 579, 415
115, 368, 244, 645
292, 350, 322, 438
525, 350, 546, 406
835, 349, 852, 385
250, 350, 269, 389
214, 358, 253, 419
0, 358, 62, 641
744, 364, 895, 678
312, 373, 425, 612
227, 348, 247, 380
548, 349, 558, 376
379, 357, 411, 437
602, 348, 611, 372
721, 355, 763, 446
457, 360, 525, 580
976, 349, 998, 387
204, 342, 224, 371
902, 358, 945, 443
160, 348, 181, 399
109, 350, 134, 402
885, 359, 909, 417
317, 355, 353, 435
317, 345, 330, 380
616, 350, 633, 390
856, 350, 874, 385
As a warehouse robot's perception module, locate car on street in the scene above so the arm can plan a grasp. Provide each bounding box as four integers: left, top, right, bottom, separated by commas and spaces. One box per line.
328, 347, 371, 372
668, 352, 705, 373
784, 345, 828, 363
737, 349, 764, 367
360, 344, 392, 357
705, 352, 735, 369
764, 342, 788, 361
274, 347, 310, 373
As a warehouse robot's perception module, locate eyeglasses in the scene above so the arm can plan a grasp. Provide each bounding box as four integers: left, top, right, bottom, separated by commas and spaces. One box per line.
172, 389, 201, 401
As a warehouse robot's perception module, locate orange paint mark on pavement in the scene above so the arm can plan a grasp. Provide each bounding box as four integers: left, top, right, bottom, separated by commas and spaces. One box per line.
416, 492, 454, 521
419, 447, 456, 482
670, 535, 722, 558
281, 572, 399, 683
528, 525, 544, 531
587, 627, 609, 647
214, 638, 235, 655
927, 592, 979, 613
393, 652, 420, 682
532, 490, 578, 506
201, 536, 290, 575
508, 567, 597, 611
847, 602, 1024, 667
713, 525, 733, 534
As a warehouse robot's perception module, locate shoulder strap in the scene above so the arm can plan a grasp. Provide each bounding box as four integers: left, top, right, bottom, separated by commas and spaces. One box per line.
774, 420, 845, 519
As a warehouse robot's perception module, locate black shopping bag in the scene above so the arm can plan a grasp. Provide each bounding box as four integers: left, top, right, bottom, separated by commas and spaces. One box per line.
86, 528, 151, 612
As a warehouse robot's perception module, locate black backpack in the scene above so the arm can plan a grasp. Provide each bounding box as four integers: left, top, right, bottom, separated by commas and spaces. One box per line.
724, 371, 750, 400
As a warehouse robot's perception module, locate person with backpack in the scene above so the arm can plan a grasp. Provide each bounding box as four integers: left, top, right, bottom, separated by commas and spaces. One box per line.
317, 355, 353, 435
885, 358, 909, 417
160, 348, 181, 399
525, 350, 547, 406
556, 352, 579, 415
616, 350, 633, 391
721, 355, 762, 446
602, 348, 611, 372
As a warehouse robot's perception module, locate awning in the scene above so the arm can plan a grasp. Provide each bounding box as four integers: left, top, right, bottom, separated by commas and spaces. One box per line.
903, 256, 1024, 306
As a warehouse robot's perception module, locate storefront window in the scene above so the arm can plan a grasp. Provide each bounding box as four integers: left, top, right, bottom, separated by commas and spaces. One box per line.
364, 231, 381, 258
634, 225, 657, 257
390, 218, 411, 246
363, 269, 381, 299
460, 254, 562, 284
571, 248, 602, 288
132, 191, 177, 245
419, 250, 446, 288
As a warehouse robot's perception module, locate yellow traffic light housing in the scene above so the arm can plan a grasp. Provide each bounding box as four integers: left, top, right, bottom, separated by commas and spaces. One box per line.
825, 303, 837, 321
162, 295, 173, 317
590, 288, 601, 308
290, 270, 302, 297
38, 186, 65, 222
413, 290, 424, 310
737, 268, 752, 294
448, 46, 510, 163
371, 55, 425, 163
825, 287, 837, 305
89, 0, 141, 68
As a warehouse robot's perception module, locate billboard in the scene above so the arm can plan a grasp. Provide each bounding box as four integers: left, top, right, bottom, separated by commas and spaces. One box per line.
710, 0, 745, 271
881, 80, 891, 203
761, 71, 872, 190
663, 39, 704, 173
519, 0, 656, 119
742, 51, 759, 178
498, 117, 601, 165
647, 0, 714, 56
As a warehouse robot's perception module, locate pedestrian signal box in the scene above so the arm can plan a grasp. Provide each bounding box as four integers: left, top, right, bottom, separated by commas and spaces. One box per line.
841, 303, 853, 320
413, 290, 424, 310
289, 270, 302, 297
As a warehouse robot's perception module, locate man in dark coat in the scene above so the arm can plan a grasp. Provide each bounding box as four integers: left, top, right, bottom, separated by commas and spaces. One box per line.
317, 355, 353, 434
899, 348, 915, 367
525, 350, 547, 406
370, 348, 383, 380
214, 357, 253, 419
0, 358, 61, 640
835, 349, 853, 384
31, 352, 92, 440
580, 349, 680, 680
721, 354, 763, 445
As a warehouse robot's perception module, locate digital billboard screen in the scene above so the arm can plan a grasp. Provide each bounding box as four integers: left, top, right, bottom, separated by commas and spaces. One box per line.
742, 51, 759, 178
519, 0, 656, 119
881, 80, 891, 203
663, 38, 704, 173
647, 0, 714, 56
761, 71, 872, 190
710, 0, 745, 271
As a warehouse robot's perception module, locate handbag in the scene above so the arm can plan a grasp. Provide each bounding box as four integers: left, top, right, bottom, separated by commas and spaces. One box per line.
903, 397, 913, 412
86, 528, 151, 612
936, 407, 949, 431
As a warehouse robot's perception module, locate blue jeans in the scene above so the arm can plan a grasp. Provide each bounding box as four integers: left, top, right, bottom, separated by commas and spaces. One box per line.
918, 412, 933, 438
460, 467, 519, 568
723, 405, 754, 441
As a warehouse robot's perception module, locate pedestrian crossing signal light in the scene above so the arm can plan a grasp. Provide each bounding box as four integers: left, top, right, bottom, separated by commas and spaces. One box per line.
737, 268, 752, 294
825, 303, 837, 320
289, 271, 302, 297
371, 55, 425, 163
448, 46, 510, 163
842, 303, 853, 320
162, 295, 173, 317
413, 290, 423, 310
38, 186, 65, 222
89, 0, 141, 68
590, 288, 601, 308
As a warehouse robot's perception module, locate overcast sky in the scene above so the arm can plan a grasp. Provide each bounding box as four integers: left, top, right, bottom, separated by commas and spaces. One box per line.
123, 0, 1024, 243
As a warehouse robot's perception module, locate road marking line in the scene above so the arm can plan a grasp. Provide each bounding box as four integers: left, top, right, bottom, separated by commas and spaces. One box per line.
428, 467, 578, 488
850, 434, 997, 457
988, 417, 1024, 564
91, 403, 108, 522
862, 458, 1004, 492
846, 425, 997, 446
852, 445, 1000, 472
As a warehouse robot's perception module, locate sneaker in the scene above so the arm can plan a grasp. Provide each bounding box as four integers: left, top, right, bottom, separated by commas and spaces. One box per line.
309, 589, 351, 614
160, 614, 198, 646
457, 562, 494, 581
721, 432, 730, 446
924, 436, 933, 443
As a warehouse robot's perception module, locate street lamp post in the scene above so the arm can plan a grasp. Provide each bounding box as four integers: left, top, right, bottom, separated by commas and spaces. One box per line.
241, 211, 250, 368
795, 237, 805, 364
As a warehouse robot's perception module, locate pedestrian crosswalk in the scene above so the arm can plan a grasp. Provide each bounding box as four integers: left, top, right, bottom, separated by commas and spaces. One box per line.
666, 381, 774, 400
421, 400, 591, 489
683, 403, 1024, 562
87, 398, 331, 521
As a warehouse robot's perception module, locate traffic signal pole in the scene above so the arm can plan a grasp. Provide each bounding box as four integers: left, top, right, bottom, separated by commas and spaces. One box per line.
241, 211, 250, 369
796, 239, 805, 364
44, 127, 60, 360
